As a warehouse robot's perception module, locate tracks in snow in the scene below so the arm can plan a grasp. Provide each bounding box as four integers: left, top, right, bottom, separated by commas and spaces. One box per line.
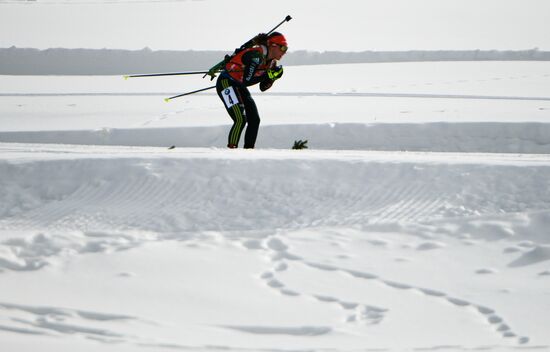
1, 149, 550, 233
251, 229, 535, 347
1, 147, 549, 348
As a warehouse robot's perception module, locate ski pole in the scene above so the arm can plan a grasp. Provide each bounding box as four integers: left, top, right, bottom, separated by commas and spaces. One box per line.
160, 67, 271, 101
164, 85, 216, 102
124, 71, 210, 79
267, 15, 293, 35
203, 15, 292, 80
124, 68, 258, 80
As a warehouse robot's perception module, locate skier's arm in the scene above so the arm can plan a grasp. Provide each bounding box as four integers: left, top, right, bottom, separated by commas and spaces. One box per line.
241, 50, 263, 84
260, 65, 284, 92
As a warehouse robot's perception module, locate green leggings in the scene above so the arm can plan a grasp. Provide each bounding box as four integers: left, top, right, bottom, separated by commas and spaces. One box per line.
216, 76, 260, 149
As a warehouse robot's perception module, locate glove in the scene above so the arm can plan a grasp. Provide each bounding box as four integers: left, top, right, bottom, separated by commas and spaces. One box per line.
260, 80, 273, 92
267, 65, 284, 80
253, 33, 269, 46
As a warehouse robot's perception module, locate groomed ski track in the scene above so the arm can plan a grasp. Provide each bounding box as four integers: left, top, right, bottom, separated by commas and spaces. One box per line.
2, 143, 550, 233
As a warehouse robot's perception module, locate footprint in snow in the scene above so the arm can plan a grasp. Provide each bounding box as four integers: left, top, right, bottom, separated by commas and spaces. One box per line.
346, 305, 387, 325
221, 325, 332, 336
475, 268, 498, 275
116, 272, 136, 278
259, 271, 299, 297
0, 301, 138, 342
274, 262, 288, 272
266, 237, 288, 252
367, 239, 389, 247
241, 239, 263, 250
508, 245, 550, 267
503, 246, 523, 254
416, 241, 446, 251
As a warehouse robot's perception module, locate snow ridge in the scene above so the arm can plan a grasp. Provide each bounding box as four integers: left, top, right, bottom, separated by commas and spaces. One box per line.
2, 122, 550, 153
1, 147, 550, 350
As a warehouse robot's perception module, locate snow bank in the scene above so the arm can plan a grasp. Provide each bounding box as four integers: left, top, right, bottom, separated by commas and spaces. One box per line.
2, 122, 550, 153
1, 146, 550, 350
2, 147, 550, 234
2, 61, 550, 153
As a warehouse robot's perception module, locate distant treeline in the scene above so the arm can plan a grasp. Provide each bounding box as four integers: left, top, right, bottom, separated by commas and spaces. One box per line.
1, 47, 549, 75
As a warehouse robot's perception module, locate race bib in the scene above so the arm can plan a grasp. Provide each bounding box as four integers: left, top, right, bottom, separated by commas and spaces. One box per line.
222, 86, 239, 108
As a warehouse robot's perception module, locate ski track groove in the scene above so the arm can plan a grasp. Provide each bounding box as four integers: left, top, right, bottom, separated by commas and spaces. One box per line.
3, 157, 550, 232
368, 178, 410, 217
361, 178, 417, 224
329, 176, 383, 225
314, 171, 417, 226
62, 175, 143, 230
141, 179, 176, 213
351, 177, 396, 218
407, 197, 443, 223
387, 182, 433, 222
145, 178, 205, 228
116, 174, 157, 217
381, 182, 434, 223
384, 180, 428, 222
169, 178, 204, 210
99, 175, 141, 212
0, 163, 469, 230
17, 181, 103, 229
133, 178, 184, 227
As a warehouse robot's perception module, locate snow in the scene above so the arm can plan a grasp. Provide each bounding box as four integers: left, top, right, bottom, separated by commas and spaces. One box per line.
2, 62, 550, 152
1, 61, 550, 351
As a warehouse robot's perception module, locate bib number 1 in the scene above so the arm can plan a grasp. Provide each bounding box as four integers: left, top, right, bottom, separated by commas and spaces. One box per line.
222, 87, 239, 108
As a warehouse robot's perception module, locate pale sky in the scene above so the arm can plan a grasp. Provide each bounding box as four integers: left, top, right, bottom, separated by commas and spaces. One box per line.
1, 0, 550, 52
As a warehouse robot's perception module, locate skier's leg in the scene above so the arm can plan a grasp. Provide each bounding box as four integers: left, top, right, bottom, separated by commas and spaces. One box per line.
227, 102, 247, 148
217, 78, 247, 148
242, 93, 260, 149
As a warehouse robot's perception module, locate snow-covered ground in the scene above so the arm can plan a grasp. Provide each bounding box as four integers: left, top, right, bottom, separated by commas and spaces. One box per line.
2, 62, 550, 152
1, 61, 550, 351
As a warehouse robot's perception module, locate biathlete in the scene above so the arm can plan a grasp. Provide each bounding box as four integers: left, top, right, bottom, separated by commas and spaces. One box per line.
216, 32, 288, 149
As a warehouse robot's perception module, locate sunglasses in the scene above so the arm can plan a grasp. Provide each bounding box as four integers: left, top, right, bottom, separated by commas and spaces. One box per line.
272, 44, 288, 53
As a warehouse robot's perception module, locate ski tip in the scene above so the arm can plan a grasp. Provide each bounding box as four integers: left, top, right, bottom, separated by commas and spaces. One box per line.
164, 98, 171, 103
168, 145, 176, 150
123, 75, 129, 80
